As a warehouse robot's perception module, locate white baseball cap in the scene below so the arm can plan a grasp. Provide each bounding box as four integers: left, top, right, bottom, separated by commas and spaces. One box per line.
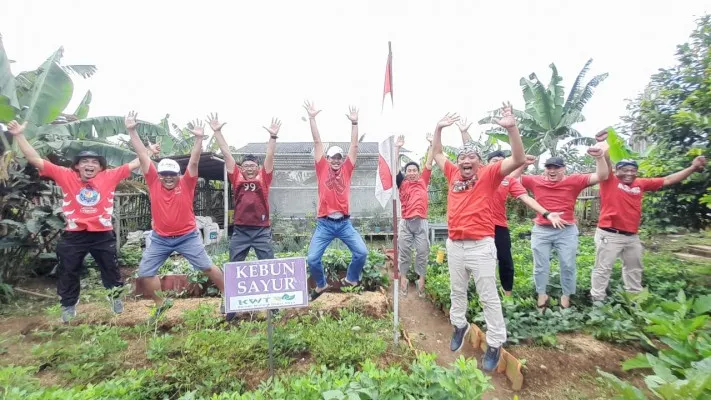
326, 146, 345, 158
157, 159, 181, 175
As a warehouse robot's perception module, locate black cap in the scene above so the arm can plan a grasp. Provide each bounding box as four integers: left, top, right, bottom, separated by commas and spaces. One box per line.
73, 151, 107, 169
544, 156, 565, 168
486, 150, 506, 162
615, 159, 639, 169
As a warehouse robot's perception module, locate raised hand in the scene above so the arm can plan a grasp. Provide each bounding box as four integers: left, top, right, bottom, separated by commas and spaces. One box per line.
493, 101, 516, 129
436, 113, 460, 129
692, 156, 707, 171
395, 135, 405, 148
206, 112, 226, 132
547, 212, 569, 229
595, 129, 609, 142
263, 117, 282, 138
345, 105, 359, 123
188, 120, 205, 137
456, 118, 472, 133
426, 132, 433, 144
303, 100, 321, 118
124, 111, 139, 131
587, 146, 604, 158
6, 120, 27, 136
524, 155, 537, 166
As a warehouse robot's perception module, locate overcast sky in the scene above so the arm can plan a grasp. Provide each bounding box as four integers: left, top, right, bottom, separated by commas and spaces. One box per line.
2, 0, 708, 158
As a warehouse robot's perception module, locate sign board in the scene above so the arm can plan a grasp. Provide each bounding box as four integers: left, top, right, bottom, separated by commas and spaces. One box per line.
223, 257, 309, 313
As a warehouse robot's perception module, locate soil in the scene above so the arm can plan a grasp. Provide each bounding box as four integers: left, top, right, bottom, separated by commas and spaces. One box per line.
394, 281, 643, 399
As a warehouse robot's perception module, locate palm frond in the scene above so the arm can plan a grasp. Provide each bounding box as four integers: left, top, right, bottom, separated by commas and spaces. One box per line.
564, 58, 593, 112
61, 65, 97, 79
564, 136, 597, 147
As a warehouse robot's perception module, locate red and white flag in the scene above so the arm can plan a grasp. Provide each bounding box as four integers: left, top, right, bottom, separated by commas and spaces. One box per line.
375, 135, 394, 208
382, 42, 393, 111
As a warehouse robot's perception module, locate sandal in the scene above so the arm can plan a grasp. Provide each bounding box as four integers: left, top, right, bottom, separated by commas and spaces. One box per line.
309, 284, 330, 301
400, 284, 408, 297
537, 294, 549, 314
415, 281, 425, 298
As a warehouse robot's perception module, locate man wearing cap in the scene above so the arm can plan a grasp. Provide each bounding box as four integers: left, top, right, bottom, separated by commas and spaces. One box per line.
393, 134, 434, 297
7, 120, 157, 323
517, 142, 609, 310
456, 122, 567, 296
207, 113, 279, 262
590, 139, 706, 301
303, 101, 367, 300
431, 102, 525, 372
126, 112, 225, 318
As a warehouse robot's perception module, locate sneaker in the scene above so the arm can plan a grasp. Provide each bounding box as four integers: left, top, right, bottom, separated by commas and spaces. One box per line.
108, 296, 124, 314
309, 284, 330, 301
450, 324, 471, 352
482, 346, 501, 372
61, 305, 77, 323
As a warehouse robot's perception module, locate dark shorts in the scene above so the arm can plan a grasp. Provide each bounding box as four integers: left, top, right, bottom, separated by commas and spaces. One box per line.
229, 225, 275, 261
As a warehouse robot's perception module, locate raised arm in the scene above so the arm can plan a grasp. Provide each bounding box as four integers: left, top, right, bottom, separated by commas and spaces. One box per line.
303, 101, 324, 162
493, 102, 525, 176
125, 111, 153, 174
663, 156, 706, 187
7, 121, 44, 170
424, 133, 434, 170
127, 142, 160, 171
586, 141, 610, 186
207, 113, 235, 174
511, 155, 536, 179
345, 106, 359, 165
186, 119, 205, 177
432, 113, 461, 171
456, 118, 473, 144
262, 118, 280, 174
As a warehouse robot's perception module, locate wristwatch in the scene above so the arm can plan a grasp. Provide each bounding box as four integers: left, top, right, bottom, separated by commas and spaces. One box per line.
543, 211, 551, 219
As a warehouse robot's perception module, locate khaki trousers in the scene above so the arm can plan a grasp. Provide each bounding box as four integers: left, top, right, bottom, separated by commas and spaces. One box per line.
590, 228, 644, 301
446, 237, 507, 347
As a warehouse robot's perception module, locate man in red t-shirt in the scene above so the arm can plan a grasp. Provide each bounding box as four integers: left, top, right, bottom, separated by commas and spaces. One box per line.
7, 120, 156, 323
432, 102, 525, 373
394, 134, 434, 297
127, 113, 225, 319
456, 122, 566, 297
303, 101, 367, 301
517, 139, 609, 310
590, 143, 706, 301
208, 113, 278, 262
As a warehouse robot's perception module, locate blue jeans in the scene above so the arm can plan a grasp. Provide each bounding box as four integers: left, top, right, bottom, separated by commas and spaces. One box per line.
307, 218, 367, 288
531, 224, 579, 296
138, 230, 213, 277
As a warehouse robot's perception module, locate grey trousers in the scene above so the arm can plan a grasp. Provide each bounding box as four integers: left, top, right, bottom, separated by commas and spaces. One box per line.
398, 217, 430, 277
229, 225, 275, 261
590, 228, 644, 301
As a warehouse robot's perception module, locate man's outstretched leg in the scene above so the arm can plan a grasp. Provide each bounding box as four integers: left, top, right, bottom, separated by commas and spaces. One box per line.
307, 219, 336, 300
337, 219, 367, 285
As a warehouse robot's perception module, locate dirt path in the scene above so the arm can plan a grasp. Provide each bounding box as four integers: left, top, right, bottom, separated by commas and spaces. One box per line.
394, 281, 642, 400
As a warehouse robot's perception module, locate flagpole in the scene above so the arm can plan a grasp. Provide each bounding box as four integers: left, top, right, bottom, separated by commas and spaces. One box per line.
391, 134, 399, 346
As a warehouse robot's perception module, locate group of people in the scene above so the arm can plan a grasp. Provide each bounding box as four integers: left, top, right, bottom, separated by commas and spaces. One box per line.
6, 98, 705, 372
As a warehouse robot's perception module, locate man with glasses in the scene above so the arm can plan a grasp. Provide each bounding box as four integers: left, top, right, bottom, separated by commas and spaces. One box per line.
127, 112, 225, 320
303, 101, 367, 301
6, 119, 157, 323
590, 142, 706, 301
431, 102, 525, 372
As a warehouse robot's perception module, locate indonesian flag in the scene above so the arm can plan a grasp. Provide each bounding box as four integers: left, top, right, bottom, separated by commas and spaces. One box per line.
375, 135, 394, 208
382, 41, 393, 111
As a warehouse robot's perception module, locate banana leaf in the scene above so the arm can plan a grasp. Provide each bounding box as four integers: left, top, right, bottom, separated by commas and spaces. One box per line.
21, 48, 74, 129
605, 127, 636, 162
59, 140, 137, 168
72, 90, 91, 119
37, 116, 166, 141
0, 36, 19, 110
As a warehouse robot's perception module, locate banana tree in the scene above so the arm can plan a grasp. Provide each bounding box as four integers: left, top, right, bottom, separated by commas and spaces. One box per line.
479, 58, 608, 158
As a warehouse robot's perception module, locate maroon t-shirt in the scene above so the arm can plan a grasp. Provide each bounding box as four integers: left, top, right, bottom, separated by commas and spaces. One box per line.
230, 167, 273, 227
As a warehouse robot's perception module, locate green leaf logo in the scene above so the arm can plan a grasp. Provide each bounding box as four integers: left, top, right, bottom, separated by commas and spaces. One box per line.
282, 294, 295, 301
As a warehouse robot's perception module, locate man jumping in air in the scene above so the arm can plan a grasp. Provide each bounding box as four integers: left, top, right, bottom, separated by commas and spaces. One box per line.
456, 121, 566, 296
7, 119, 156, 323
590, 130, 706, 301
127, 112, 225, 320
303, 101, 367, 301
393, 134, 434, 297
516, 140, 609, 310
432, 102, 525, 372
